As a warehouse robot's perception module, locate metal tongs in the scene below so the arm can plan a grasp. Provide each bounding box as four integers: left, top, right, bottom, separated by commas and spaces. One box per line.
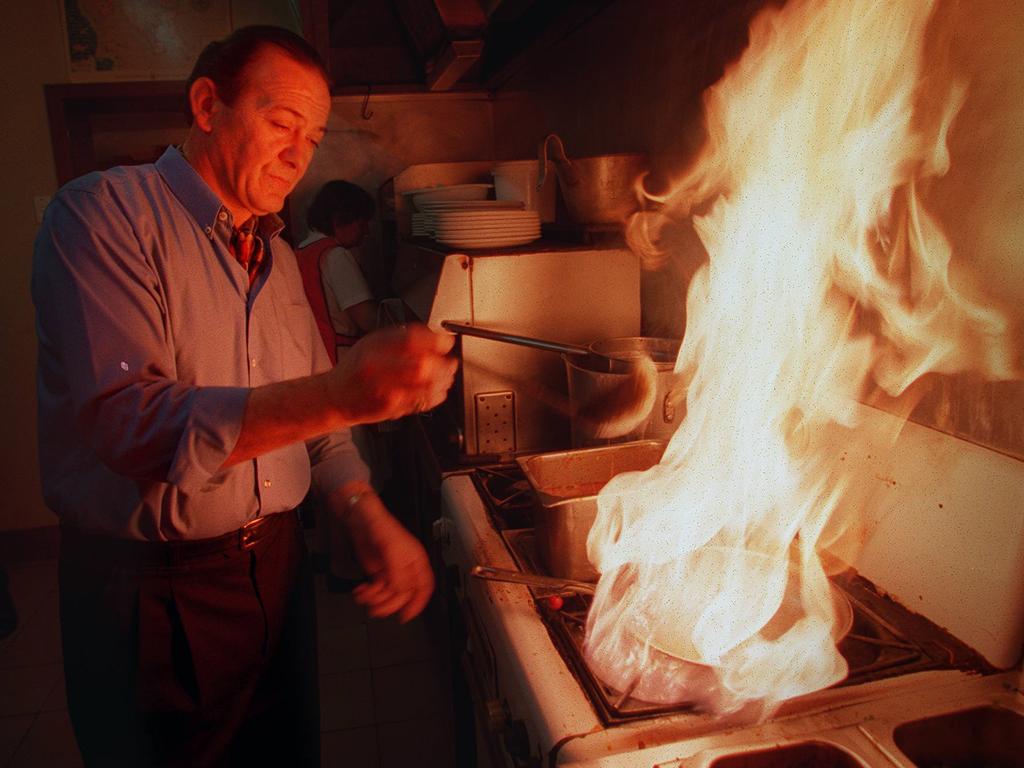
470, 565, 596, 596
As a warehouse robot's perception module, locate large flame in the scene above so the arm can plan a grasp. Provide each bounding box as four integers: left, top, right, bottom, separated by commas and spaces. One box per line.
585, 0, 1016, 714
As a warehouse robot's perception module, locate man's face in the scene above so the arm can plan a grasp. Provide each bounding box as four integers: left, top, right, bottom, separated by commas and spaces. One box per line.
206, 47, 330, 220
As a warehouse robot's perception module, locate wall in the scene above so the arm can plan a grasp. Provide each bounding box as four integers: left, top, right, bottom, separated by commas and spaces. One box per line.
0, 3, 67, 532
492, 0, 1024, 458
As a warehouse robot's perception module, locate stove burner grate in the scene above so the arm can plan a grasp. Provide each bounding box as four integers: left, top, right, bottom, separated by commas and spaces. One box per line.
471, 465, 535, 530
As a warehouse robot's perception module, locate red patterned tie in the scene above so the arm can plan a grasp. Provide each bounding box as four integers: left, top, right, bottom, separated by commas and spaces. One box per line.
230, 224, 264, 288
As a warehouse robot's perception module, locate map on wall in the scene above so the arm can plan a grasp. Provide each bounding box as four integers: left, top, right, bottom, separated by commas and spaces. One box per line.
62, 0, 232, 81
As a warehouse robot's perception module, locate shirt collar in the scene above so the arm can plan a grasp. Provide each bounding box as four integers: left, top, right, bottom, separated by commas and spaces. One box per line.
155, 146, 285, 241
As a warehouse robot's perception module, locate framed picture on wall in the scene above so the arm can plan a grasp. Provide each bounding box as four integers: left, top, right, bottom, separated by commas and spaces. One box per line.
59, 0, 231, 82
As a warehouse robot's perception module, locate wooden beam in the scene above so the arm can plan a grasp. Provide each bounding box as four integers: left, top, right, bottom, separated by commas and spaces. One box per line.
426, 38, 483, 90
432, 0, 487, 30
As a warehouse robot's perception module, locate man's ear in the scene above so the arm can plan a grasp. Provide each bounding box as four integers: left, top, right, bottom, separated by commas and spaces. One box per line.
189, 77, 219, 132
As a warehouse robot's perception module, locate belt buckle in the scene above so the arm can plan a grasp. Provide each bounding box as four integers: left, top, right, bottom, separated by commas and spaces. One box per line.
239, 515, 268, 550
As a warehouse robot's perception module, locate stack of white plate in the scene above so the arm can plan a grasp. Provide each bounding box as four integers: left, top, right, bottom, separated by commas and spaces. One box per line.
411, 212, 431, 237
433, 208, 541, 249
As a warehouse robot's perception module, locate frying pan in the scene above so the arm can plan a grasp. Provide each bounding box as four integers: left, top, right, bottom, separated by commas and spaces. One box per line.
470, 559, 854, 703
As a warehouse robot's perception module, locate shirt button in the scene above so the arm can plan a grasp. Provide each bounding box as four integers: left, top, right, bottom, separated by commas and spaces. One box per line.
263, 479, 272, 488
217, 210, 228, 222
250, 358, 257, 368
204, 226, 212, 235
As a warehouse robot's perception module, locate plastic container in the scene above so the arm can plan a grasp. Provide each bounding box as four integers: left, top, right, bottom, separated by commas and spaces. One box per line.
491, 160, 556, 222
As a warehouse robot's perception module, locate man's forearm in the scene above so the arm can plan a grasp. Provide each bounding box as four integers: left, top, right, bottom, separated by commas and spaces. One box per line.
224, 372, 342, 467
223, 324, 456, 469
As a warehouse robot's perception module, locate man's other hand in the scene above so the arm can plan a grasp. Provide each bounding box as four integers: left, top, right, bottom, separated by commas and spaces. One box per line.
337, 491, 434, 623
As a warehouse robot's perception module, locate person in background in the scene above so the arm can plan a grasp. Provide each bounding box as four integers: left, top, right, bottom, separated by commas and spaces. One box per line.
296, 180, 396, 585
31, 25, 455, 768
296, 179, 378, 365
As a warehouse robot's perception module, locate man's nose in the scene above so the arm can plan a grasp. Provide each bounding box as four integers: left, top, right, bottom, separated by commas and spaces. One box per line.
279, 136, 307, 169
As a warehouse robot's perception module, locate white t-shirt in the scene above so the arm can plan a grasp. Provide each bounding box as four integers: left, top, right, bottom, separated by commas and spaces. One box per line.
299, 232, 374, 338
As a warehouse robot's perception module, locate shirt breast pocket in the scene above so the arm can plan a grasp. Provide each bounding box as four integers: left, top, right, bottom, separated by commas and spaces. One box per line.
277, 302, 318, 380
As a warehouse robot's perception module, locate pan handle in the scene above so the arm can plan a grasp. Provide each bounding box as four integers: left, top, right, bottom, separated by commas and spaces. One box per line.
469, 565, 596, 595
441, 321, 590, 357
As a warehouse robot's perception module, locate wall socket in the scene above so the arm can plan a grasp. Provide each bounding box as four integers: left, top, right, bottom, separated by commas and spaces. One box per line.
33, 195, 51, 223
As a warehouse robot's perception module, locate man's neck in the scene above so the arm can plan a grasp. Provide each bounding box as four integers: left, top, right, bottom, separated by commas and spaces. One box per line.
179, 138, 253, 228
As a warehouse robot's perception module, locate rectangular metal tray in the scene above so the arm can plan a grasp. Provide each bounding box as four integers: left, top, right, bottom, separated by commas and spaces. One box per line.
515, 440, 665, 581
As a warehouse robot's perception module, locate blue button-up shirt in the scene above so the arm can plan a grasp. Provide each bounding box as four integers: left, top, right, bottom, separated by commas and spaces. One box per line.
32, 147, 369, 540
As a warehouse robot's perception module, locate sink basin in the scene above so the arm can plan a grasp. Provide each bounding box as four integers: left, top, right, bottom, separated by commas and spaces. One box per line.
709, 741, 865, 767
893, 706, 1024, 768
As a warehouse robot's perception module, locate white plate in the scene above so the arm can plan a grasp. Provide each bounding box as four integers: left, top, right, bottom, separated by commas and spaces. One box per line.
435, 209, 537, 217
407, 184, 493, 208
437, 234, 540, 248
415, 200, 523, 211
435, 214, 539, 225
435, 220, 539, 228
434, 225, 544, 234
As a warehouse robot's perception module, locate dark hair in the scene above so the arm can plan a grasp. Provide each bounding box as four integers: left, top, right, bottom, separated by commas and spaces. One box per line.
185, 25, 331, 124
307, 181, 376, 233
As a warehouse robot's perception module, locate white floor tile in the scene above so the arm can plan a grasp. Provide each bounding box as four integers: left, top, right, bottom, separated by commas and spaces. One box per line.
320, 668, 376, 731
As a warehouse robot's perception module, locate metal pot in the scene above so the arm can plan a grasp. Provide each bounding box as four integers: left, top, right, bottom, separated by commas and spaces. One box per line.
538, 134, 648, 225
565, 337, 682, 448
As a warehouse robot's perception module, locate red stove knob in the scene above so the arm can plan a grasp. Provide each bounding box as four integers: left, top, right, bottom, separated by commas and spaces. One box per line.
545, 595, 564, 611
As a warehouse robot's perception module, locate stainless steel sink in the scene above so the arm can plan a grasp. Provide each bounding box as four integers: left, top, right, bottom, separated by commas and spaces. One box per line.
709, 741, 866, 768
893, 705, 1024, 768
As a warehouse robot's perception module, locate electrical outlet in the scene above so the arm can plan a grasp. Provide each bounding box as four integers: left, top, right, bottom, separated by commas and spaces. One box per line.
33, 195, 51, 223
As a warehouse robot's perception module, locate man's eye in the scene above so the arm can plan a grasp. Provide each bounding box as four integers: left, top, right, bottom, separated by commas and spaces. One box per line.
271, 121, 290, 131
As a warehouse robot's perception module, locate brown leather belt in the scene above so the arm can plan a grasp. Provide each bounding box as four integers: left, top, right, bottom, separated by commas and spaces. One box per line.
60, 510, 298, 567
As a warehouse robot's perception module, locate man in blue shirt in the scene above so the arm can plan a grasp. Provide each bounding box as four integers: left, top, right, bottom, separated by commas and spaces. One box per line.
32, 25, 454, 766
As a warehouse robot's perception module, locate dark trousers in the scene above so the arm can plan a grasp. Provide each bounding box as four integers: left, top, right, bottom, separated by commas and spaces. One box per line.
58, 511, 319, 767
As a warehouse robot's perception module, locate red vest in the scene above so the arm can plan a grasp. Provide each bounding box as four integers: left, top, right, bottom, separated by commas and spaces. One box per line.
295, 237, 360, 366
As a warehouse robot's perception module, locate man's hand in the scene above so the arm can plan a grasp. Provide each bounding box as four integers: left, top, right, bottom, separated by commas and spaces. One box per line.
332, 485, 434, 623
324, 324, 456, 426
224, 324, 455, 469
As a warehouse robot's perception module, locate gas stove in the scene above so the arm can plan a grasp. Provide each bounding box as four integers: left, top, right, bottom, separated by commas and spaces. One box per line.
434, 410, 1024, 767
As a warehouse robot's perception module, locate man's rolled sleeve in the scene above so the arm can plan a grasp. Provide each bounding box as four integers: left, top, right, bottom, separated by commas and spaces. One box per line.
167, 386, 250, 492
307, 428, 371, 500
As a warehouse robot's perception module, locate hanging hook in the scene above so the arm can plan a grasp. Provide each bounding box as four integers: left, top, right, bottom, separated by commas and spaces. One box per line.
361, 86, 374, 120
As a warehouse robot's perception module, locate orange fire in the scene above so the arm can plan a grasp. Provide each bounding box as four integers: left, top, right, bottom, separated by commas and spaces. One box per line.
586, 0, 1016, 714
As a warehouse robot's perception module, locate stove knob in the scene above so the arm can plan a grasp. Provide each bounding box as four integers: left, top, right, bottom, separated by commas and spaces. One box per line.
431, 517, 451, 546
451, 426, 465, 452
483, 698, 505, 735
503, 718, 539, 766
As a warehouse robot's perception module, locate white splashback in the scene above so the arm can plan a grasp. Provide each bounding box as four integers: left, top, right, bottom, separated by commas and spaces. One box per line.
837, 404, 1024, 669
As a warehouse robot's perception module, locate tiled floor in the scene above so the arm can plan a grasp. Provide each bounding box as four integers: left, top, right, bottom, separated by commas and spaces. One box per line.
0, 556, 457, 767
